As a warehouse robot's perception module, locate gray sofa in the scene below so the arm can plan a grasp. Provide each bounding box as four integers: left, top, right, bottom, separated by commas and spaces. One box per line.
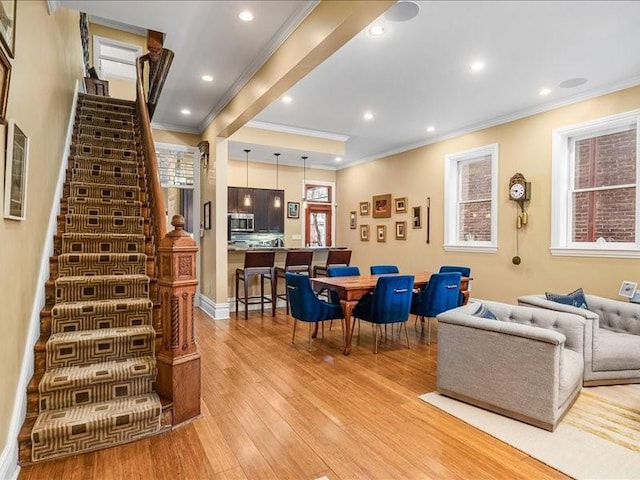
436, 300, 585, 431
517, 294, 640, 386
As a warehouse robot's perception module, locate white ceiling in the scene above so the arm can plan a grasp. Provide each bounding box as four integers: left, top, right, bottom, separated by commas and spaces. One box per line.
60, 1, 640, 170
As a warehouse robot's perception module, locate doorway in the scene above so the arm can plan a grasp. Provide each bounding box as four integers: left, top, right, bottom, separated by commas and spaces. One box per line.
305, 204, 332, 247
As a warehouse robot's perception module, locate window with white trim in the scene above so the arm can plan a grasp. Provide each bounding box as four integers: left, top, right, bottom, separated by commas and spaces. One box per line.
93, 36, 141, 81
551, 110, 639, 257
444, 144, 498, 252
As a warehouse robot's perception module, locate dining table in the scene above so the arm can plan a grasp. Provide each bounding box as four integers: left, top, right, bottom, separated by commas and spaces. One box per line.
310, 272, 472, 355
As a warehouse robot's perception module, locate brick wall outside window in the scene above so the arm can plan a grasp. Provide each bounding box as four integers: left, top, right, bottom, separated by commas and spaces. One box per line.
459, 156, 492, 241
572, 129, 636, 242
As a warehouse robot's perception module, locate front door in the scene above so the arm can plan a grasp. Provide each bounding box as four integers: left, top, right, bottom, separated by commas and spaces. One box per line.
305, 204, 332, 247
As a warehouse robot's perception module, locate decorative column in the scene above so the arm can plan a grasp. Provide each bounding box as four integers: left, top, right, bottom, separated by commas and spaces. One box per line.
156, 215, 201, 425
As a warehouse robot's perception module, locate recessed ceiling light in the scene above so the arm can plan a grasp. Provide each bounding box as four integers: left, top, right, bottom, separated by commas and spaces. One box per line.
368, 25, 386, 36
426, 126, 435, 133
335, 157, 342, 162
384, 1, 420, 22
539, 88, 551, 96
363, 111, 374, 121
201, 75, 213, 82
180, 109, 191, 115
471, 61, 485, 72
282, 95, 293, 104
238, 11, 254, 22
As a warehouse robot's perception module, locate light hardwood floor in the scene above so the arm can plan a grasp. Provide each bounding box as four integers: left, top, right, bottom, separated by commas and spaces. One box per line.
20, 308, 567, 480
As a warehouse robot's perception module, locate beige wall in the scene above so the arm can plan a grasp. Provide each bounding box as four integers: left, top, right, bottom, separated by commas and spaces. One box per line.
152, 128, 201, 147
0, 3, 84, 454
336, 86, 640, 303
87, 23, 146, 101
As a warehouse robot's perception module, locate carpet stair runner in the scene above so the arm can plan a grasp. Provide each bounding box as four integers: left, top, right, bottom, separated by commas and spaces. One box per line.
19, 94, 166, 464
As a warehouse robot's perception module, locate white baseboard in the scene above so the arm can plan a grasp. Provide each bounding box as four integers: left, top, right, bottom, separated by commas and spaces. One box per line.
0, 81, 80, 479
198, 294, 230, 320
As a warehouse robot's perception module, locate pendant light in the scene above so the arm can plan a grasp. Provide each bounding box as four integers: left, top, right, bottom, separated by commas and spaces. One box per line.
273, 153, 281, 208
301, 155, 308, 207
243, 149, 252, 207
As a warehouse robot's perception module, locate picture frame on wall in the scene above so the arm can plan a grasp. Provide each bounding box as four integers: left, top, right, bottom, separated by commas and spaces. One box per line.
287, 201, 300, 219
360, 224, 369, 241
395, 197, 408, 213
619, 280, 637, 298
359, 201, 370, 216
203, 201, 211, 230
0, 46, 10, 119
395, 221, 407, 240
376, 225, 386, 242
3, 119, 29, 220
412, 206, 422, 229
0, 0, 16, 59
372, 194, 392, 218
350, 211, 357, 229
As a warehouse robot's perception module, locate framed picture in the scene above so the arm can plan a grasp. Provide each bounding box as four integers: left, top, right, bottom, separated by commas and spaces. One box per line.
412, 206, 422, 229
360, 224, 369, 241
0, 0, 16, 59
203, 201, 211, 230
287, 201, 300, 219
619, 280, 637, 298
376, 225, 386, 242
372, 194, 392, 218
0, 46, 10, 119
350, 211, 357, 229
395, 197, 408, 213
3, 119, 29, 220
359, 201, 370, 216
395, 221, 407, 240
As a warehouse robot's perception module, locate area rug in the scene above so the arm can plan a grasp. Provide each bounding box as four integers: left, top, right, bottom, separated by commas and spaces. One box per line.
419, 384, 640, 480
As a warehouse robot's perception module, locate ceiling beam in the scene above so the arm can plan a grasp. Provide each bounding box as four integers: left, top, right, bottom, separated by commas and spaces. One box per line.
204, 0, 394, 139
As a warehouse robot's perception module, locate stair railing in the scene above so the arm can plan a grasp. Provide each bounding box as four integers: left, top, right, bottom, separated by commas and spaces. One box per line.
135, 53, 201, 426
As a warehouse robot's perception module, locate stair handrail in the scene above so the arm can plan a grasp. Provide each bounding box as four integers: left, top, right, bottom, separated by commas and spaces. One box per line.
135, 56, 167, 240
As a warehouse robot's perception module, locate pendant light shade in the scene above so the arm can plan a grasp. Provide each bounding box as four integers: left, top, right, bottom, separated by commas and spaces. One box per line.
243, 149, 252, 207
273, 153, 281, 208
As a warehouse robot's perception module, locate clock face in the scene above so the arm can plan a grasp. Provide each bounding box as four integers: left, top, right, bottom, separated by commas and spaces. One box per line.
510, 183, 525, 200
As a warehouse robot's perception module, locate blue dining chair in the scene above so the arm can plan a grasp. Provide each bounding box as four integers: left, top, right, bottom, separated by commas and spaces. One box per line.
439, 265, 471, 306
352, 275, 414, 353
370, 265, 399, 275
286, 273, 345, 351
326, 266, 360, 330
411, 272, 461, 344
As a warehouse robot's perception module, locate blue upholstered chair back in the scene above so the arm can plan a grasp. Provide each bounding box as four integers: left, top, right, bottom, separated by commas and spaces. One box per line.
439, 265, 471, 277
327, 266, 361, 277
368, 275, 414, 324
411, 272, 461, 317
286, 273, 342, 323
370, 265, 400, 275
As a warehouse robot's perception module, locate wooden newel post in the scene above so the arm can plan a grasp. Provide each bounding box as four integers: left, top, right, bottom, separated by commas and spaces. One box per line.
156, 215, 201, 425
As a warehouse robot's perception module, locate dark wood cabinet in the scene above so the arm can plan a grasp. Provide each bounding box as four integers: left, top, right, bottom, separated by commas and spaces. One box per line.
227, 187, 284, 233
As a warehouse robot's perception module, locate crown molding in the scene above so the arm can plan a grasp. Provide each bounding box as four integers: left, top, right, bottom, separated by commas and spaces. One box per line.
88, 15, 147, 37
246, 120, 349, 142
198, 1, 320, 133
151, 122, 201, 135
228, 154, 338, 172
337, 76, 640, 170
47, 0, 60, 15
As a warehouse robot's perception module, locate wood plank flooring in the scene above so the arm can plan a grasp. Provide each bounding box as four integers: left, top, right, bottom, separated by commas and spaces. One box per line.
20, 308, 568, 479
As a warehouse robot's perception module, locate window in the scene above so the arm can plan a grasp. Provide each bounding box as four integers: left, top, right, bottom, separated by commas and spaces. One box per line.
93, 36, 141, 81
305, 184, 331, 203
444, 144, 498, 252
302, 181, 335, 247
551, 110, 640, 257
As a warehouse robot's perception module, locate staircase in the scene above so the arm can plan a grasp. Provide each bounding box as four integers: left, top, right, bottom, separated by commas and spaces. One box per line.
19, 93, 169, 464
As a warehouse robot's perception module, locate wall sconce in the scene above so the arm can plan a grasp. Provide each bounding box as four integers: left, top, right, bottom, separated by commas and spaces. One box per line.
198, 140, 209, 170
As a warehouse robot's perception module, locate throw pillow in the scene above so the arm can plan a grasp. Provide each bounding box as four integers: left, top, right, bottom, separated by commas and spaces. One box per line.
545, 288, 589, 310
472, 303, 498, 320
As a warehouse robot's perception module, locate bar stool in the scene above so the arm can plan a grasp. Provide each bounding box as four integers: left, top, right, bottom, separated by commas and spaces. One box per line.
271, 250, 314, 315
313, 249, 352, 277
235, 250, 276, 320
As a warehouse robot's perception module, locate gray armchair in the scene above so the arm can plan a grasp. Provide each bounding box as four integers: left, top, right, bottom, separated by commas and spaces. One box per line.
517, 294, 640, 386
436, 300, 585, 431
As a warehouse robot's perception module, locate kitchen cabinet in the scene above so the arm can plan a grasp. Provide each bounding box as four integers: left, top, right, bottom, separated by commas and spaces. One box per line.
227, 187, 284, 232
228, 187, 239, 213
237, 188, 253, 213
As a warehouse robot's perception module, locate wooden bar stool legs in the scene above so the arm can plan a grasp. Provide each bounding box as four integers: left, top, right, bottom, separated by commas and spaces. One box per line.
235, 251, 276, 319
